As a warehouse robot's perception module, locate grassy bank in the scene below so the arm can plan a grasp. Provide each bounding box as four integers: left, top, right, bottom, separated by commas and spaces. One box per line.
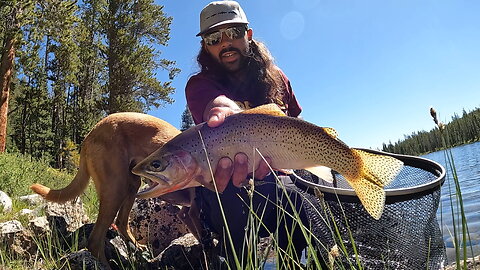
0, 152, 98, 222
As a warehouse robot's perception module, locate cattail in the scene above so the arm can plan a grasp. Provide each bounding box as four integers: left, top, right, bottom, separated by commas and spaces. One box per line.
430, 107, 438, 125
430, 107, 445, 131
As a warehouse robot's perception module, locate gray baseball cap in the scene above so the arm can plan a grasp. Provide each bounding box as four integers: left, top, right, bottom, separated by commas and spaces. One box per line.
197, 1, 249, 37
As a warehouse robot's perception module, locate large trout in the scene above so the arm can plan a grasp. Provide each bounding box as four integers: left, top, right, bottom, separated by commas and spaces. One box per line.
132, 104, 403, 219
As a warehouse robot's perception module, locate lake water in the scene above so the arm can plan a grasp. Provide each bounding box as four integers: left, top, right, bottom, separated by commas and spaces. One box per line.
423, 141, 480, 261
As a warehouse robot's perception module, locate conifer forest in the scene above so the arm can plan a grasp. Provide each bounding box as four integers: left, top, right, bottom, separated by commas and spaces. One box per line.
1, 0, 180, 170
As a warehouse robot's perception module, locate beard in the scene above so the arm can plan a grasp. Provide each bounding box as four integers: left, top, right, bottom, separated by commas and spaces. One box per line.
218, 47, 248, 73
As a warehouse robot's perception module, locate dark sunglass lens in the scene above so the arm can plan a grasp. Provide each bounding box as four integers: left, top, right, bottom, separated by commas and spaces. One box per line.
231, 26, 245, 39
208, 38, 220, 46
204, 32, 221, 46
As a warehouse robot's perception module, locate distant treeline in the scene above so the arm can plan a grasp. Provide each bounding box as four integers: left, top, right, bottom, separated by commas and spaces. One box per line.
382, 107, 480, 156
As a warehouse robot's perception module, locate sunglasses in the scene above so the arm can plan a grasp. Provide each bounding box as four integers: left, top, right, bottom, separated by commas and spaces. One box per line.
202, 25, 247, 46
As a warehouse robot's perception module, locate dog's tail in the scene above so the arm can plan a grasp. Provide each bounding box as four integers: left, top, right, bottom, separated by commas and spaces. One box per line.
31, 150, 90, 203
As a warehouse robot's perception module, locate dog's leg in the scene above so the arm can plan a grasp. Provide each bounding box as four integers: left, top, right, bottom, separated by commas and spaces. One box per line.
88, 170, 128, 267
115, 174, 142, 247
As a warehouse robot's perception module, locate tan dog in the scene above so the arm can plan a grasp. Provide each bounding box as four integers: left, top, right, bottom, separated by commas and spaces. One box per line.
30, 112, 199, 267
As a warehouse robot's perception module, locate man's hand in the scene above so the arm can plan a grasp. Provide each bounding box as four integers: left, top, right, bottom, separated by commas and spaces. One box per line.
203, 96, 273, 192
206, 106, 237, 128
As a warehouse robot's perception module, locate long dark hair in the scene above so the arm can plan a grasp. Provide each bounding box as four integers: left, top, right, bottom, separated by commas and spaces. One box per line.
196, 39, 286, 107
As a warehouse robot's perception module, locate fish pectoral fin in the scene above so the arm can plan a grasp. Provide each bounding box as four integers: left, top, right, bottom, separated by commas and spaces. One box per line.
240, 103, 287, 116
305, 166, 334, 183
193, 174, 218, 192
277, 168, 294, 174
348, 177, 385, 220
182, 180, 202, 189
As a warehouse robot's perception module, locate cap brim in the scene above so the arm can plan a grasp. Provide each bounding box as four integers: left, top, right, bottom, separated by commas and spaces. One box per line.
196, 20, 248, 37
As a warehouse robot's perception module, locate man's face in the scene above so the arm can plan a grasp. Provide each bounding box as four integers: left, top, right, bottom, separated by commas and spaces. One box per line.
203, 24, 253, 73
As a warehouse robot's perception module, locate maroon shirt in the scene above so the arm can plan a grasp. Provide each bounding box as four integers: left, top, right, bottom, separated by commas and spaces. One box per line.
185, 70, 302, 124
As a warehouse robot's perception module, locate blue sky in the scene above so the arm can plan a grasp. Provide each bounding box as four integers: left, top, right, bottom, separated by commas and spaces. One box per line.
150, 0, 480, 149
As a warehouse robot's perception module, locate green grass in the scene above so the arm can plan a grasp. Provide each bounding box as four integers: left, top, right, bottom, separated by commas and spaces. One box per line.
0, 152, 100, 269
0, 152, 99, 221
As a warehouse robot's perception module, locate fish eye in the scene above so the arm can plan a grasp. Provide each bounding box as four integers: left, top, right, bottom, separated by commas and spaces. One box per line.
149, 159, 168, 171
151, 160, 162, 169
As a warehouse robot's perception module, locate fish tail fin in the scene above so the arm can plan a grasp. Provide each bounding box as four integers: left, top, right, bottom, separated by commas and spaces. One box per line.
347, 149, 404, 219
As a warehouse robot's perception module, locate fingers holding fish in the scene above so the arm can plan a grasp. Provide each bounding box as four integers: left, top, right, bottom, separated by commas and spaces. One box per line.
230, 154, 273, 188
231, 153, 249, 187
206, 106, 228, 128
213, 157, 234, 192
212, 153, 273, 190
247, 156, 272, 182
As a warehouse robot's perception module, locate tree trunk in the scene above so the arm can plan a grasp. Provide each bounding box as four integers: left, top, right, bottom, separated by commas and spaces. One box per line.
0, 34, 16, 153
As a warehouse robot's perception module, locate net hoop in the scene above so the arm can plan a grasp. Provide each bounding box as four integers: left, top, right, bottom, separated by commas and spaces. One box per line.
294, 148, 446, 204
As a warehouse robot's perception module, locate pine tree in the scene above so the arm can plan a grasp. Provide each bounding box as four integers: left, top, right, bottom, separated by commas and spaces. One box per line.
0, 0, 33, 152
43, 0, 81, 167
72, 0, 107, 144
8, 5, 52, 158
180, 105, 194, 131
103, 0, 179, 113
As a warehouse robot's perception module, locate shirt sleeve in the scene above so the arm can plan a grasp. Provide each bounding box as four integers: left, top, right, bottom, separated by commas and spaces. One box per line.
185, 75, 225, 124
279, 70, 302, 117
286, 81, 302, 117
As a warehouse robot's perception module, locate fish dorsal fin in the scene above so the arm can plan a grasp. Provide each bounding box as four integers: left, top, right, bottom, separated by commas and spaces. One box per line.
305, 166, 334, 183
323, 127, 338, 139
240, 103, 287, 116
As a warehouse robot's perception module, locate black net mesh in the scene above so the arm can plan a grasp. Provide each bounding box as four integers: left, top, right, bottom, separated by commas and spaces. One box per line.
293, 150, 446, 269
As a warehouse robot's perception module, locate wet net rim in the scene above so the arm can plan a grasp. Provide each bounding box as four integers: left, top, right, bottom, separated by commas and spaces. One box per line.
295, 148, 446, 204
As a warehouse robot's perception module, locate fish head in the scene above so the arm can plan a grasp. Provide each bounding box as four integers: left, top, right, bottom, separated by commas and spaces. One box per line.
132, 145, 199, 199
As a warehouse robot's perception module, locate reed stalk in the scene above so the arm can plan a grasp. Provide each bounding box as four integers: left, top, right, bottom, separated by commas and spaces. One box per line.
430, 107, 476, 269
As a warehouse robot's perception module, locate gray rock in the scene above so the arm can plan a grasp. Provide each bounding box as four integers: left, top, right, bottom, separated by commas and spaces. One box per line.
154, 233, 207, 269
0, 220, 24, 234
60, 249, 109, 270
29, 216, 51, 235
44, 198, 89, 232
0, 190, 12, 213
18, 194, 44, 205
19, 208, 34, 216
444, 255, 480, 270
129, 197, 189, 256
0, 220, 37, 260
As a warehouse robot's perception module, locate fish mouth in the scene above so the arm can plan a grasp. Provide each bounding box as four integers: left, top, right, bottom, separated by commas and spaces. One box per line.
137, 181, 160, 199
136, 175, 193, 199
136, 173, 170, 199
